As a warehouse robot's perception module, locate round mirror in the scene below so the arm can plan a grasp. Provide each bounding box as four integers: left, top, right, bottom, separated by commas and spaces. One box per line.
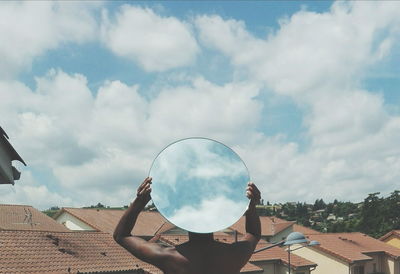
149, 137, 250, 233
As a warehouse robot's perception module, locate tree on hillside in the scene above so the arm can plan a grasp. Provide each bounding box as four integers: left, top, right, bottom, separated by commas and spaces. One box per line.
313, 199, 326, 211
359, 192, 387, 238
386, 190, 400, 229
333, 201, 358, 217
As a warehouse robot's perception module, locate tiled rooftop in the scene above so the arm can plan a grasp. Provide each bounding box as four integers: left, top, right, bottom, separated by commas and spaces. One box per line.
155, 233, 238, 246
306, 232, 400, 263
380, 230, 400, 241
239, 262, 264, 273
0, 204, 69, 232
56, 208, 296, 240
230, 216, 294, 236
292, 224, 321, 235
0, 230, 162, 273
55, 208, 173, 236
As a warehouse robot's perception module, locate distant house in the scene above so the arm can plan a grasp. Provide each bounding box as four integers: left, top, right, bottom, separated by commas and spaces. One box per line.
327, 214, 336, 221
292, 232, 400, 274
0, 126, 26, 185
380, 230, 400, 249
229, 216, 295, 243
53, 208, 179, 239
153, 234, 317, 274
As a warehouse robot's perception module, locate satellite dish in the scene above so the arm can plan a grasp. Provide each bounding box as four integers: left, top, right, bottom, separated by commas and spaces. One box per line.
149, 137, 250, 233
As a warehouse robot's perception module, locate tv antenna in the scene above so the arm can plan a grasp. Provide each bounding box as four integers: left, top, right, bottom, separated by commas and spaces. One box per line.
12, 207, 40, 227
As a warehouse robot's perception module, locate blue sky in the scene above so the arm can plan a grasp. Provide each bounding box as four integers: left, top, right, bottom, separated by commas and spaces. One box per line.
1, 1, 400, 210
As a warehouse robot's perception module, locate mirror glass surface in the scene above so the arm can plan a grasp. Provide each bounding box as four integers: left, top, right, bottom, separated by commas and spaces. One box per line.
149, 137, 250, 233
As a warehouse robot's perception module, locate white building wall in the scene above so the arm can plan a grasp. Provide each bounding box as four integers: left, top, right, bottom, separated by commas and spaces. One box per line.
362, 254, 384, 274
383, 257, 400, 274
55, 212, 95, 231
252, 261, 279, 274
293, 246, 349, 274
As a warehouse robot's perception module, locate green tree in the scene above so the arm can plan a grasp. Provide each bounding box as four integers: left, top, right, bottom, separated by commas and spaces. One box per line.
313, 199, 326, 211
387, 190, 400, 229
358, 192, 384, 237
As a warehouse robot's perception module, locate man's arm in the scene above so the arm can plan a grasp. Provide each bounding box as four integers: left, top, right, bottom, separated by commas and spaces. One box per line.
113, 177, 169, 269
244, 182, 261, 246
229, 182, 261, 270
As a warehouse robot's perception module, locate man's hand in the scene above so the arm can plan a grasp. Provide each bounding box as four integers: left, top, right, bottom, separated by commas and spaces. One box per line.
136, 177, 152, 205
246, 182, 261, 206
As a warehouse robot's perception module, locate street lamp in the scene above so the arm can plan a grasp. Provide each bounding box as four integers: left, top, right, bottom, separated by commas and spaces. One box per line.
283, 232, 320, 274
253, 232, 320, 274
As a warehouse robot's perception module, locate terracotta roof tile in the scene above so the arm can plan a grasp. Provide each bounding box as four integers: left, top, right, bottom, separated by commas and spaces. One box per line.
57, 208, 173, 236
305, 232, 400, 263
0, 230, 161, 273
380, 230, 400, 241
155, 233, 238, 246
292, 224, 321, 235
240, 262, 263, 273
230, 216, 294, 236
0, 204, 69, 232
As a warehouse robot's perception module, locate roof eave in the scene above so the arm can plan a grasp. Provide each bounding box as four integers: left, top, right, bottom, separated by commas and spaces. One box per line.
53, 208, 100, 231
1, 134, 26, 166
379, 231, 394, 241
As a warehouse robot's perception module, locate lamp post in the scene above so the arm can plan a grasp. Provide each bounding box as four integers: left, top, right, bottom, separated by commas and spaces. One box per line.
283, 232, 320, 274
253, 232, 320, 274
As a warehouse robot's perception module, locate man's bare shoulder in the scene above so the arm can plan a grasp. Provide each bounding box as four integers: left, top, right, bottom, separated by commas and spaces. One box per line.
158, 241, 247, 274
158, 246, 191, 274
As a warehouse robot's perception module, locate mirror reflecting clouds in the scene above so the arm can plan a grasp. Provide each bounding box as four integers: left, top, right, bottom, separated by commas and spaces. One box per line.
149, 138, 249, 233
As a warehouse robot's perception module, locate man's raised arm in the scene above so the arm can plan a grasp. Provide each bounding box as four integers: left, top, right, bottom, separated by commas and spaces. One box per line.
244, 182, 261, 246
229, 182, 261, 271
113, 177, 169, 269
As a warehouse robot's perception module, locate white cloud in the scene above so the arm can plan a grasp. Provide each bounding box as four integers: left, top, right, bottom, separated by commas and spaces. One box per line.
0, 2, 99, 78
150, 138, 248, 190
0, 70, 153, 207
149, 138, 249, 223
2, 1, 400, 212
0, 69, 94, 167
169, 196, 248, 233
195, 2, 400, 96
0, 171, 74, 209
0, 68, 262, 208
147, 77, 262, 145
101, 5, 199, 72
195, 2, 400, 202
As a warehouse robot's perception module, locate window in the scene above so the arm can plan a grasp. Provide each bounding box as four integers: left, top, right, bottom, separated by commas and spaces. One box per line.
353, 265, 364, 274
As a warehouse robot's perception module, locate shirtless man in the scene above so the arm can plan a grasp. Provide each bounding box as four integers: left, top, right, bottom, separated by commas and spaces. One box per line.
114, 177, 261, 274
